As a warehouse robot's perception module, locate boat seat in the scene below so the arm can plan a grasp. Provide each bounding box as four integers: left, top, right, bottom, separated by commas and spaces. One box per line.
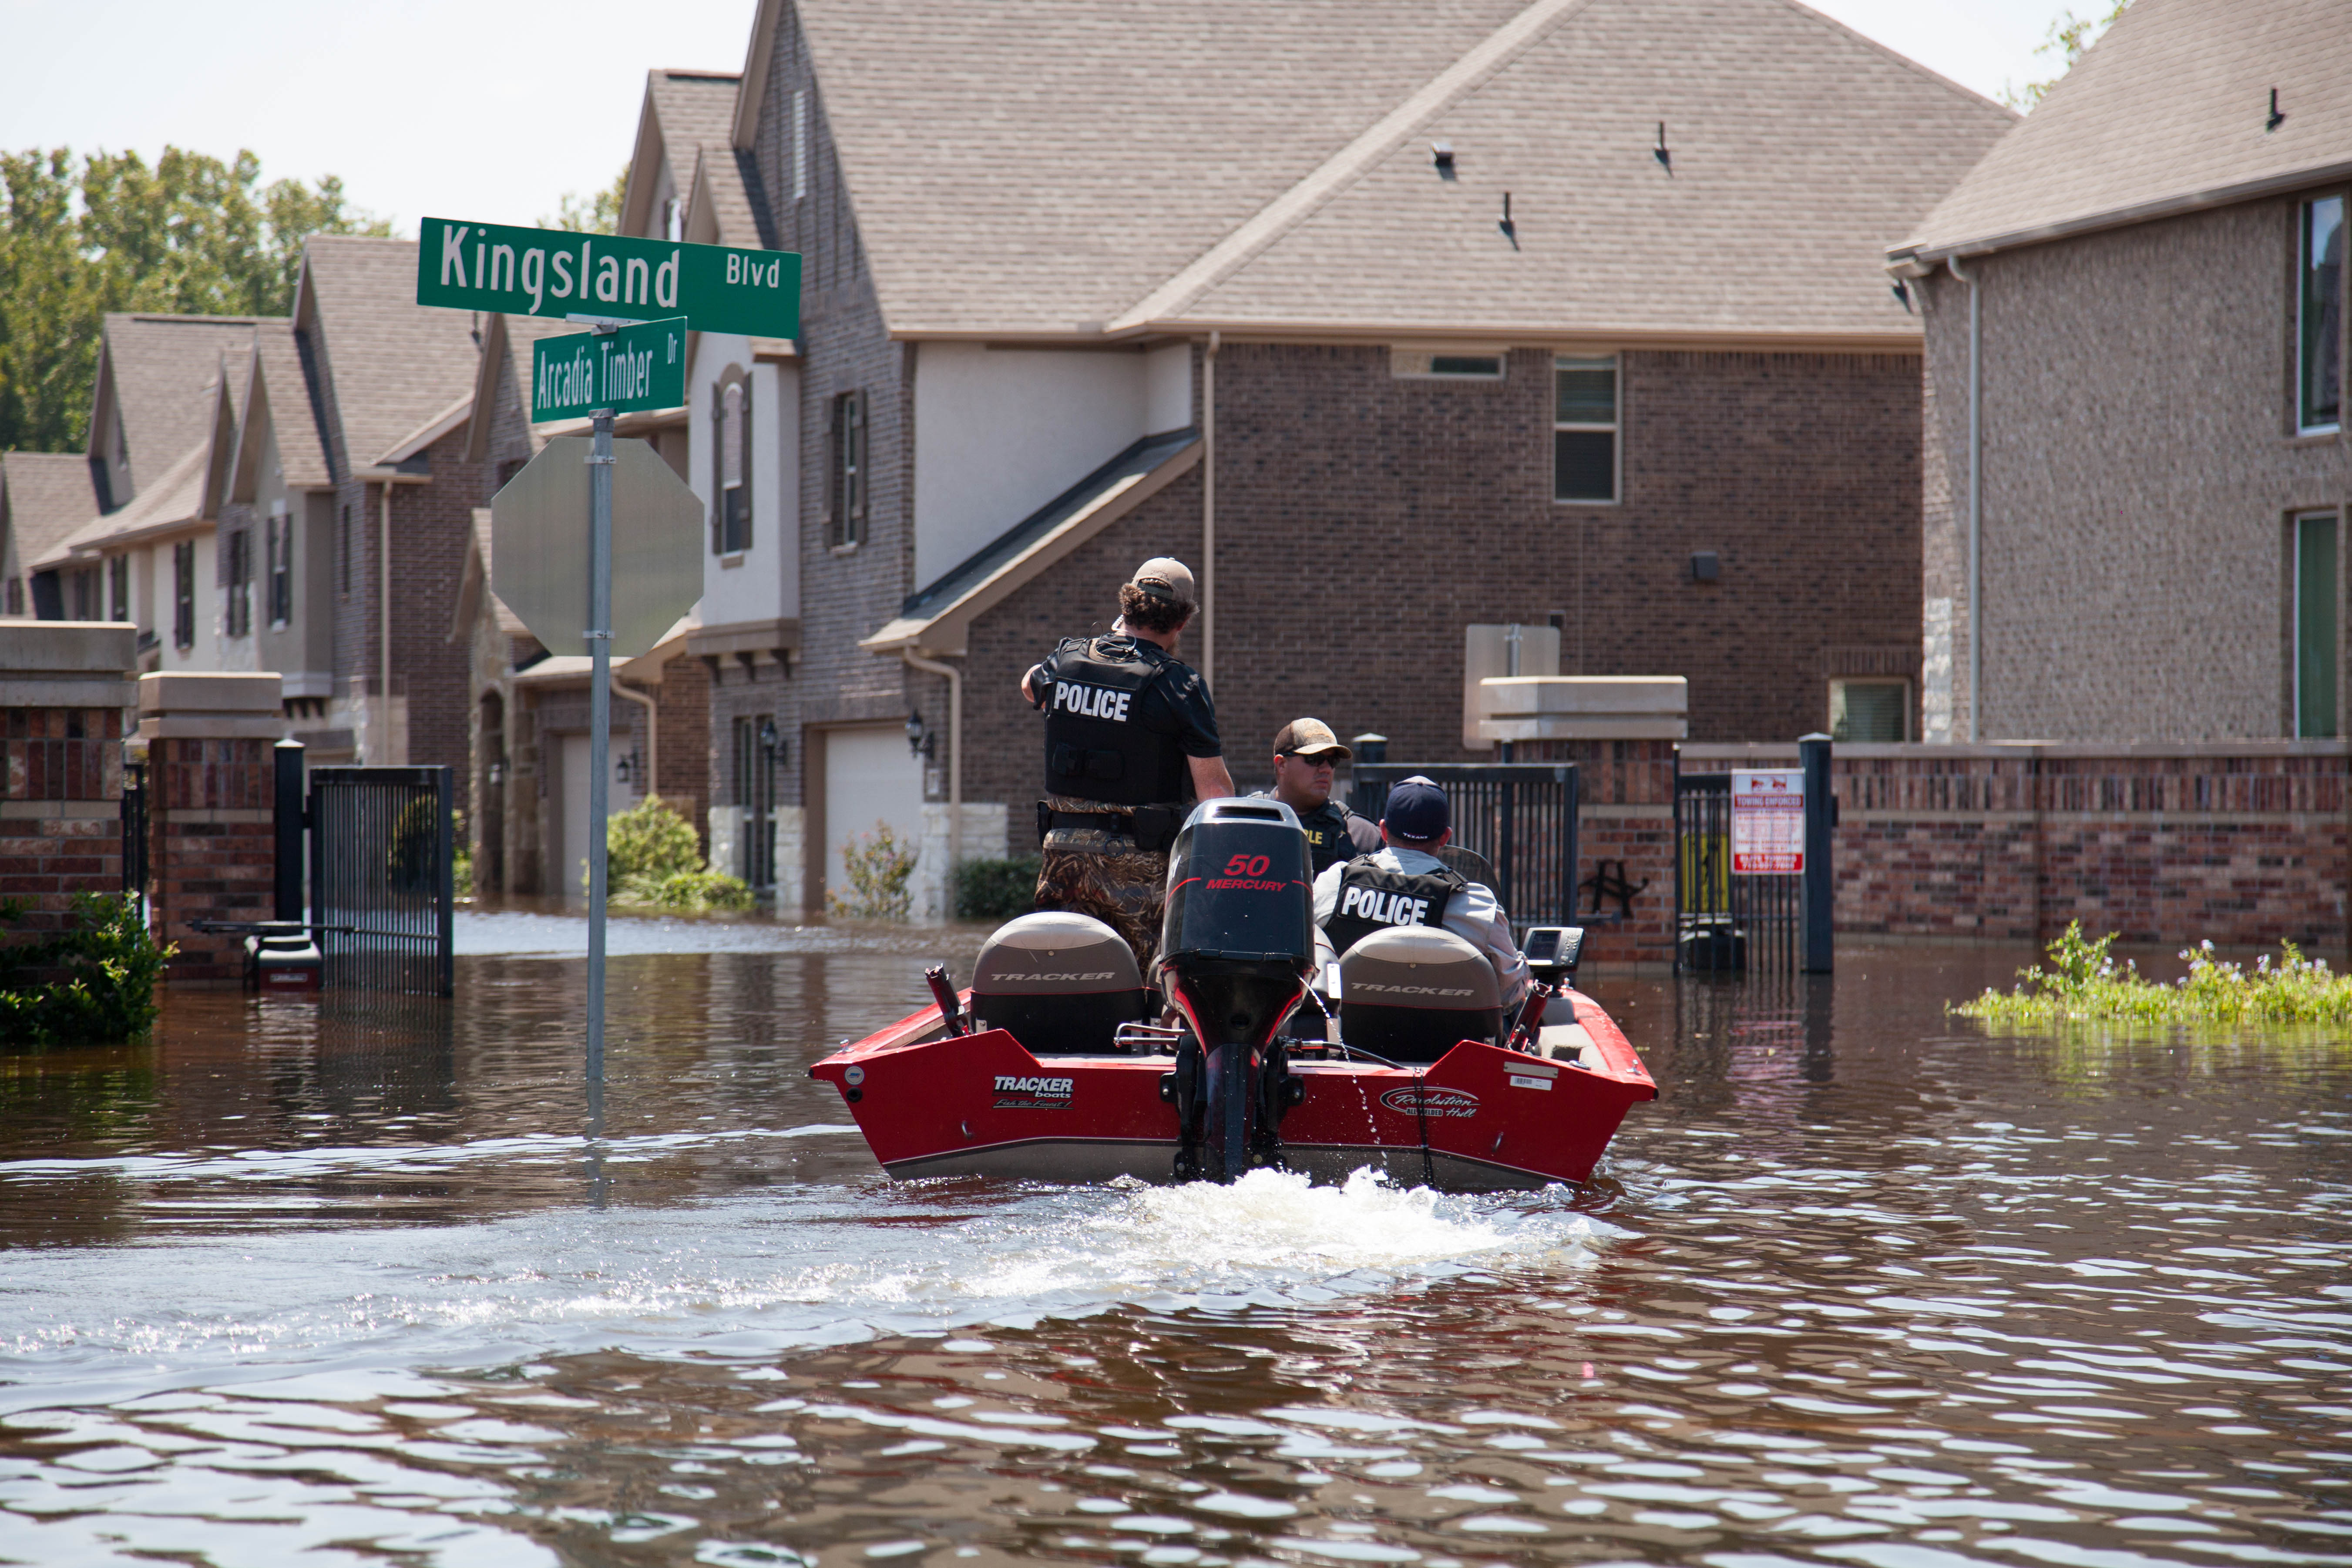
969, 910, 1148, 1054
1336, 926, 1503, 1064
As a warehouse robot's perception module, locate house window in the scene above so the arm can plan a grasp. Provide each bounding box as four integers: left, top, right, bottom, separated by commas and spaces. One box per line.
1391, 349, 1505, 379
1830, 679, 1912, 742
733, 713, 779, 888
1554, 355, 1619, 503
793, 91, 809, 202
73, 569, 97, 619
2300, 196, 2343, 434
172, 541, 195, 649
2295, 512, 2338, 738
108, 555, 129, 621
712, 379, 752, 554
226, 529, 252, 638
827, 389, 867, 547
268, 512, 293, 626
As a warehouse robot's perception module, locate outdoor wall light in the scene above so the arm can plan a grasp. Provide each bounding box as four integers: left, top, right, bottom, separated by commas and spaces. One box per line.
758, 718, 781, 764
615, 749, 641, 786
905, 712, 935, 760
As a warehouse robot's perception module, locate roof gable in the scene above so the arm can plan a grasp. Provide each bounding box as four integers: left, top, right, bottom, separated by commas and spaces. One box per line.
622, 69, 745, 238
90, 314, 264, 492
0, 452, 101, 578
296, 236, 483, 473
1903, 0, 2352, 262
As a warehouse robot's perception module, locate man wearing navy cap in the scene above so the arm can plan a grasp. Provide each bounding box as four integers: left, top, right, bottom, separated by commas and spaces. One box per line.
1313, 775, 1529, 1008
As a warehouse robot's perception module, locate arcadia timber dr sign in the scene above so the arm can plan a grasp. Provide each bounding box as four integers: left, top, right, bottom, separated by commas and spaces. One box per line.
416, 217, 800, 339
533, 317, 686, 422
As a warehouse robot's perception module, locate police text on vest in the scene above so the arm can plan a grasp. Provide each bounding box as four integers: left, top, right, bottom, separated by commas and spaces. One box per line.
1053, 683, 1132, 722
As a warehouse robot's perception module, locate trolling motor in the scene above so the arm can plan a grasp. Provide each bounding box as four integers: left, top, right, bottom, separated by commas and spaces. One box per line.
1156, 799, 1315, 1183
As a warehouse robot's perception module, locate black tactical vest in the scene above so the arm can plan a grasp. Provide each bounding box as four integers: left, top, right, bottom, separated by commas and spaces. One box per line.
1041, 636, 1191, 807
1322, 854, 1467, 955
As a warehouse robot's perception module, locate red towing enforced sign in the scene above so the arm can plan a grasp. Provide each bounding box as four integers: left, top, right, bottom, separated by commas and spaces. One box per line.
1731, 768, 1805, 875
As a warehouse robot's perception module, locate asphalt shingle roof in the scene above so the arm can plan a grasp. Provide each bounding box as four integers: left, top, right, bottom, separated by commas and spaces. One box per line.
1902, 0, 2352, 262
0, 452, 100, 577
794, 0, 2012, 339
97, 315, 260, 491
244, 322, 330, 489
297, 236, 484, 470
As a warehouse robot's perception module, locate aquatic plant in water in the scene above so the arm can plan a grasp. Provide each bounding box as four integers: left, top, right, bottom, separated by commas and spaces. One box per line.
1953, 920, 2352, 1026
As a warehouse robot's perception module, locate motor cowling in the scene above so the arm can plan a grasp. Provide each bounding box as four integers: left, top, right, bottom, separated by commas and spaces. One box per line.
970, 911, 1147, 1054
1157, 799, 1316, 1183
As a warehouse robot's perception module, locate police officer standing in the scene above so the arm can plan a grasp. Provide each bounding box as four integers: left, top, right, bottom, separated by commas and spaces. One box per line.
1313, 776, 1529, 1009
1253, 719, 1381, 876
1022, 557, 1232, 967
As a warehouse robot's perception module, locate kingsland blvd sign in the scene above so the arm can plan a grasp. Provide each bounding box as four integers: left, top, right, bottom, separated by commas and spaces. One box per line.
416, 217, 800, 339
532, 317, 686, 422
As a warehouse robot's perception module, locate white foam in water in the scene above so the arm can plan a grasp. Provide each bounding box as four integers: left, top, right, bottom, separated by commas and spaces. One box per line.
0, 1169, 1612, 1408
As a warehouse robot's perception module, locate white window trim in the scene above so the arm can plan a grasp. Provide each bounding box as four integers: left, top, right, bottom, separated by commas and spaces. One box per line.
2298, 194, 2343, 437
1828, 677, 1913, 743
2292, 509, 2339, 737
793, 91, 809, 202
1553, 353, 1621, 506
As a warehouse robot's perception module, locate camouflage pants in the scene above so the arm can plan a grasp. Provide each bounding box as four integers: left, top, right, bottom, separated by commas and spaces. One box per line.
1034, 831, 1170, 974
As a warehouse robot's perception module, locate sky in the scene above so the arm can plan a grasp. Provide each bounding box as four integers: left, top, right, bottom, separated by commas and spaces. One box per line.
0, 0, 2077, 234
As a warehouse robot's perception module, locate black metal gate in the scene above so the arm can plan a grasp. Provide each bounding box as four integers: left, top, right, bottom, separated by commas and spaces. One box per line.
119, 758, 148, 903
1673, 772, 1801, 973
1347, 763, 1579, 932
308, 766, 455, 996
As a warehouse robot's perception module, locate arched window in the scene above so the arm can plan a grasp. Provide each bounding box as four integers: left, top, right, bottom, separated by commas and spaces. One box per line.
712, 376, 753, 554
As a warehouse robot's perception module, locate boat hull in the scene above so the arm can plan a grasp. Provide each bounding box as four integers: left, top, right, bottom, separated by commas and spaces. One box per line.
810, 990, 1655, 1192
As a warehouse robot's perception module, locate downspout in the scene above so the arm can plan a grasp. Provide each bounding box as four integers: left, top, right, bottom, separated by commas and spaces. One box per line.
610, 676, 657, 804
1946, 253, 1982, 743
1201, 331, 1218, 691
379, 481, 393, 761
901, 647, 962, 901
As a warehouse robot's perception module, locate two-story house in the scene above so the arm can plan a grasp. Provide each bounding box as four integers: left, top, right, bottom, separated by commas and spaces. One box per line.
1888, 0, 2350, 742
620, 0, 2014, 915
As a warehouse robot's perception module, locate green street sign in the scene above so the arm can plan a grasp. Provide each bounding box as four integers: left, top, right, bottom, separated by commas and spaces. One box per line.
416, 217, 799, 339
532, 318, 686, 421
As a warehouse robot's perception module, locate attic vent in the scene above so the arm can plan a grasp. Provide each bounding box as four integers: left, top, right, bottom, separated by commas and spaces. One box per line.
1392, 349, 1505, 381
793, 90, 809, 200
1431, 140, 1456, 179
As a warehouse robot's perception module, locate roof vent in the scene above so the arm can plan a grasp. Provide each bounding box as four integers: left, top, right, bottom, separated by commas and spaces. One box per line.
1653, 121, 1671, 173
1431, 141, 1456, 179
2267, 87, 2287, 133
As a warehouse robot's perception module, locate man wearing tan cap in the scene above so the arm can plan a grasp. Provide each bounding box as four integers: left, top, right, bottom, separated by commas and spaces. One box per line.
1253, 719, 1381, 876
1020, 557, 1233, 966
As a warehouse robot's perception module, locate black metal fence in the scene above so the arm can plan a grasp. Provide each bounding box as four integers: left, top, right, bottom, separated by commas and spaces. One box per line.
120, 759, 148, 902
308, 766, 455, 996
1673, 772, 1801, 973
1347, 763, 1580, 931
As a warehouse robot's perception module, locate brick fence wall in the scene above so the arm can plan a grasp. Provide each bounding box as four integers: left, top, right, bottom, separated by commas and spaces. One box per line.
0, 707, 124, 940
1689, 741, 2349, 953
148, 736, 275, 983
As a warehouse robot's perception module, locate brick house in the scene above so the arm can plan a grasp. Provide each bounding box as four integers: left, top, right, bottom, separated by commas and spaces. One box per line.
618, 0, 2010, 914
1887, 0, 2351, 743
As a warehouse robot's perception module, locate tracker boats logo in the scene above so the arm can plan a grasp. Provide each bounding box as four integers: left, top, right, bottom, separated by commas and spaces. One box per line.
1379, 1085, 1479, 1118
993, 1074, 1075, 1109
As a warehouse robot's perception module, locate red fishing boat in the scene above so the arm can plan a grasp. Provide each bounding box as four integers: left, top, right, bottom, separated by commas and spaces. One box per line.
811, 800, 1654, 1191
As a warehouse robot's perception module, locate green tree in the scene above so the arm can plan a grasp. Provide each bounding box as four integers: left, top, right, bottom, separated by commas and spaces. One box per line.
0, 145, 388, 454
544, 168, 628, 236
2003, 1, 2130, 110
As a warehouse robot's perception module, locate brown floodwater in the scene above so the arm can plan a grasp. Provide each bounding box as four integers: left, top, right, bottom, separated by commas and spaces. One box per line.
1, 915, 2346, 1568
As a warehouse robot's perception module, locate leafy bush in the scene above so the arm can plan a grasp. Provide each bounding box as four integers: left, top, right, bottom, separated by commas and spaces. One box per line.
584, 796, 756, 911
954, 855, 1042, 923
830, 821, 917, 921
451, 809, 474, 898
1953, 921, 2352, 1027
0, 892, 173, 1047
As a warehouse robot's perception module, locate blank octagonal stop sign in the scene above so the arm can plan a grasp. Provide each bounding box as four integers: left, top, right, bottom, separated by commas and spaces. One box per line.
491, 436, 703, 659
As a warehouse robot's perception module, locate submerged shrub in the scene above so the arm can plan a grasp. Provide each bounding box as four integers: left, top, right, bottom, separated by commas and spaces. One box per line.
1953, 921, 2352, 1026
0, 892, 174, 1047
831, 821, 917, 921
588, 796, 755, 912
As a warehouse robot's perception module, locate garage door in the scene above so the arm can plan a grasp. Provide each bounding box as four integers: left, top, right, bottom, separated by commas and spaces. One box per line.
560, 732, 642, 900
821, 725, 926, 909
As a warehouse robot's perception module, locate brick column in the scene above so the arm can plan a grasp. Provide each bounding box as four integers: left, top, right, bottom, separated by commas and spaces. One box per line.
0, 624, 136, 940
1520, 738, 1678, 968
138, 672, 285, 984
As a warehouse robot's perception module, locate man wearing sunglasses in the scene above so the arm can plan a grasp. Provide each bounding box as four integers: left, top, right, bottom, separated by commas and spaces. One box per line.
1253, 718, 1380, 877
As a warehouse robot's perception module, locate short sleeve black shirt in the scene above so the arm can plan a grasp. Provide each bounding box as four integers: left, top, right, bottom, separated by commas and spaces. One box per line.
1032, 635, 1221, 759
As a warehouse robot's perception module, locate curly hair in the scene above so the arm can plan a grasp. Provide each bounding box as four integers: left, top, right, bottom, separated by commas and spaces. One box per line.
1118, 582, 1193, 635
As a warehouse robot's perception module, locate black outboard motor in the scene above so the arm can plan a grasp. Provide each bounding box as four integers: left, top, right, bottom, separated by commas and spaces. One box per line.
1157, 799, 1314, 1182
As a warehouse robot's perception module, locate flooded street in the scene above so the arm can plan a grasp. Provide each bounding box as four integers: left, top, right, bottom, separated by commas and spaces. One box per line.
1, 920, 2347, 1568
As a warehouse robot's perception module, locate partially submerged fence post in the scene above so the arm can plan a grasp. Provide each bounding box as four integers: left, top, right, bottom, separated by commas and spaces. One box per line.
138, 672, 286, 984
1799, 732, 1834, 973
273, 739, 306, 923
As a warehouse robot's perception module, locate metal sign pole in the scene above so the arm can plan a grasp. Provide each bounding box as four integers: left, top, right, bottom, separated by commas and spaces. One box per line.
586, 329, 617, 1088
